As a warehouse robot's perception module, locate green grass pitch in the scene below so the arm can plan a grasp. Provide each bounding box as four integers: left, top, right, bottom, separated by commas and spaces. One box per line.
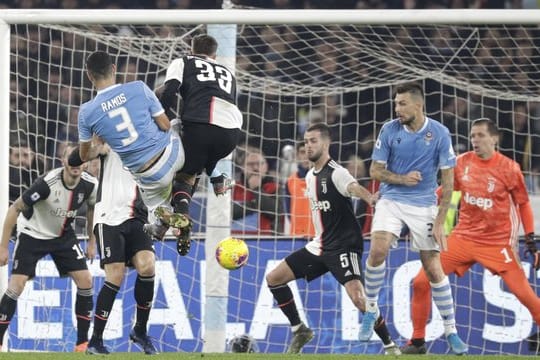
0, 354, 538, 359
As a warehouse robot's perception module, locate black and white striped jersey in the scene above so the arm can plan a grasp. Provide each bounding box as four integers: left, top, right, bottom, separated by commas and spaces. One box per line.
93, 150, 147, 227
304, 159, 364, 255
164, 55, 242, 129
18, 168, 98, 239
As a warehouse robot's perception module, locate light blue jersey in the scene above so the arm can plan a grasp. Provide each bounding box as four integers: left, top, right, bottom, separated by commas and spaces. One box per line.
372, 117, 456, 207
78, 81, 170, 172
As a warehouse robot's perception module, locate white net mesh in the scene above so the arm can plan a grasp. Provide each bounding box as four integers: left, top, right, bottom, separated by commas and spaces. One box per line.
7, 20, 540, 354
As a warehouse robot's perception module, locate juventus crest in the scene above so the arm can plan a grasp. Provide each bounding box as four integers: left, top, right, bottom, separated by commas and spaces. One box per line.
321, 178, 328, 194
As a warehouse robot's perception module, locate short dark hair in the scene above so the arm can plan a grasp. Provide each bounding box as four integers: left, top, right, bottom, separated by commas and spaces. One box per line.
395, 82, 424, 98
472, 118, 499, 136
306, 122, 331, 141
86, 51, 114, 80
191, 34, 218, 56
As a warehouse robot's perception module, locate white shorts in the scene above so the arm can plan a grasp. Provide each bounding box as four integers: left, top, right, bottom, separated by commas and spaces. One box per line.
371, 198, 439, 251
132, 132, 185, 221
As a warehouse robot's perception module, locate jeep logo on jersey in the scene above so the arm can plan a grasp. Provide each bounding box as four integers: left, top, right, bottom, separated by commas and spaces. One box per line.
463, 192, 493, 210
311, 199, 331, 212
51, 208, 78, 218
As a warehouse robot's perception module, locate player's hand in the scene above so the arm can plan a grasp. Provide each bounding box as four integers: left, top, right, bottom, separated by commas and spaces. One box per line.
524, 233, 540, 270
85, 241, 96, 264
401, 171, 423, 186
0, 245, 9, 266
367, 191, 379, 207
433, 220, 447, 251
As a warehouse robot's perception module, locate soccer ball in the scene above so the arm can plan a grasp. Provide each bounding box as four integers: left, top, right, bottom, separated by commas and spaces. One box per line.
215, 237, 249, 270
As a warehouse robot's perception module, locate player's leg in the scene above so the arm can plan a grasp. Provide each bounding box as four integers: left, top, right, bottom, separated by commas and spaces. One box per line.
361, 199, 401, 341
335, 249, 400, 355
0, 234, 51, 350
205, 126, 240, 196
135, 132, 188, 243
403, 234, 473, 354
409, 205, 467, 355
87, 222, 129, 354
266, 248, 325, 353
53, 236, 93, 352
478, 243, 540, 325
68, 269, 93, 352
0, 274, 29, 350
129, 248, 158, 355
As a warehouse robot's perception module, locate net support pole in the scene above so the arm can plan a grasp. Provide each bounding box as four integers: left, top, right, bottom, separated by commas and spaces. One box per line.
203, 23, 237, 353
0, 19, 10, 352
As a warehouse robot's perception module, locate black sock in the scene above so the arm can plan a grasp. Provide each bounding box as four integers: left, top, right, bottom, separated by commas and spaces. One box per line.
171, 181, 192, 215
92, 282, 120, 340
75, 288, 93, 345
0, 290, 19, 346
374, 315, 392, 345
411, 338, 426, 347
134, 274, 155, 334
269, 284, 301, 326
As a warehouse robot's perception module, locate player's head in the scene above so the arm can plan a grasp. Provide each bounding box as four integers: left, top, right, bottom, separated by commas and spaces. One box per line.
86, 51, 115, 83
296, 141, 310, 171
394, 82, 424, 126
304, 122, 331, 163
229, 334, 258, 353
191, 34, 218, 59
470, 118, 499, 159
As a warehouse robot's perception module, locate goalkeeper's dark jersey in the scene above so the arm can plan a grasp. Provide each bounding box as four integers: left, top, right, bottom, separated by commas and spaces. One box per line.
304, 159, 364, 256
163, 55, 242, 129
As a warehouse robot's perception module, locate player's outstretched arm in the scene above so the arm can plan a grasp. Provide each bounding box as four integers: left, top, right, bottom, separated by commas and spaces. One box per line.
434, 167, 454, 251
0, 198, 28, 266
85, 204, 96, 262
153, 112, 171, 132
347, 181, 377, 207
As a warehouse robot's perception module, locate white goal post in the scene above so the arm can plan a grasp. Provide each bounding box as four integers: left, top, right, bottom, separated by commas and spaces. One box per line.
2, 8, 540, 355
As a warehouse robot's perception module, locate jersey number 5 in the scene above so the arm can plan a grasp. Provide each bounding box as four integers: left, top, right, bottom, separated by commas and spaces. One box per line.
194, 59, 233, 94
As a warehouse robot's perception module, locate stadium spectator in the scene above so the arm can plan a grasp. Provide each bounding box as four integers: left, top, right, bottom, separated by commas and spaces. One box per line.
9, 140, 42, 204
232, 146, 283, 234
266, 123, 401, 355
0, 143, 97, 353
358, 82, 468, 354
284, 142, 314, 237
402, 118, 540, 354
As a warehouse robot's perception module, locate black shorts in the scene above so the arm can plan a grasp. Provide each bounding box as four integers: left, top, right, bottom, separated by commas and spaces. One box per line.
181, 122, 240, 176
285, 247, 363, 285
12, 232, 88, 278
94, 218, 154, 269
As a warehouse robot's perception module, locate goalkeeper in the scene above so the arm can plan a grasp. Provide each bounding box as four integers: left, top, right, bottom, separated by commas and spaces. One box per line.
402, 118, 540, 354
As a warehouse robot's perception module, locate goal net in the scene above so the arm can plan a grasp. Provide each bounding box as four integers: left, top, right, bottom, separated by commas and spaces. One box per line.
4, 10, 540, 355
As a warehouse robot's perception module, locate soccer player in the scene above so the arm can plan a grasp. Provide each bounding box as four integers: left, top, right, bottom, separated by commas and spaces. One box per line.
85, 148, 158, 355
358, 83, 468, 354
402, 118, 540, 354
265, 123, 401, 355
158, 33, 242, 233
71, 51, 191, 256
0, 143, 97, 352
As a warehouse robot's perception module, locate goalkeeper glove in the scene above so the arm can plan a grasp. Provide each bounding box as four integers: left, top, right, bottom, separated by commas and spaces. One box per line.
524, 233, 540, 270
